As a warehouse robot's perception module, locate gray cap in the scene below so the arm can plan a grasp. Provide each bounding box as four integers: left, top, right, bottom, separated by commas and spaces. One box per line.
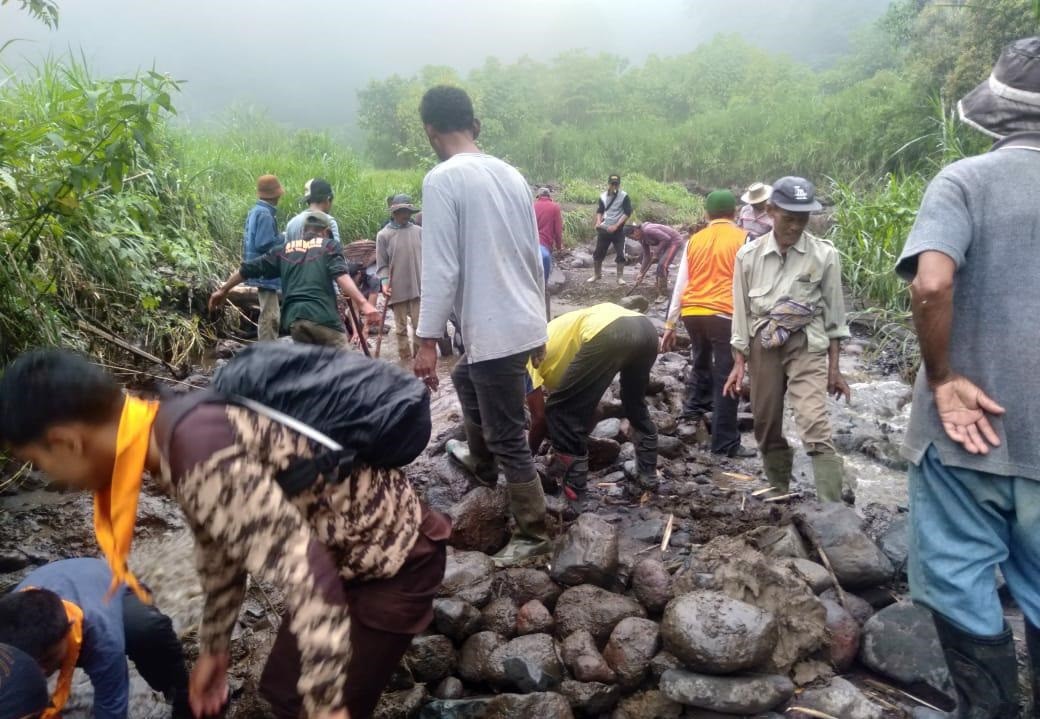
389, 194, 420, 213
303, 210, 333, 229
770, 176, 822, 213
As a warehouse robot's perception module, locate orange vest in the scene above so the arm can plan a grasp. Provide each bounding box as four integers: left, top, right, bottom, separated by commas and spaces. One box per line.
680, 219, 748, 317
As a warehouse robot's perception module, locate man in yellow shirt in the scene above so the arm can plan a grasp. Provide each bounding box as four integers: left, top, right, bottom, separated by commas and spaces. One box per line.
527, 303, 659, 502
661, 190, 755, 458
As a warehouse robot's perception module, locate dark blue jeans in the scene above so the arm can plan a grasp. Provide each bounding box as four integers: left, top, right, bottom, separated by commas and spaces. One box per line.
682, 315, 739, 454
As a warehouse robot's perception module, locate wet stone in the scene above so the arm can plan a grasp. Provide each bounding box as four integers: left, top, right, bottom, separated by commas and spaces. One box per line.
821, 588, 875, 625
795, 503, 894, 589
822, 597, 861, 671
550, 514, 619, 588
784, 558, 833, 594
516, 600, 555, 636
795, 677, 884, 719
879, 514, 909, 576
860, 602, 949, 689
660, 591, 778, 674
434, 598, 483, 643
657, 435, 684, 459
419, 692, 574, 719
434, 676, 465, 700
559, 680, 623, 715
587, 437, 622, 471
448, 487, 511, 555
440, 550, 496, 607
458, 631, 506, 684
612, 689, 683, 719
659, 669, 794, 714
561, 630, 617, 684
592, 418, 623, 441
745, 524, 809, 560
488, 633, 565, 692
631, 557, 673, 613
491, 568, 563, 609
373, 685, 427, 719
405, 634, 456, 684
481, 597, 518, 637
602, 617, 661, 688
555, 584, 646, 643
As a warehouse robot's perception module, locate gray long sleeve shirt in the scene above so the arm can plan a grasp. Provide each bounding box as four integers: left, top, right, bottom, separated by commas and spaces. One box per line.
416, 153, 547, 363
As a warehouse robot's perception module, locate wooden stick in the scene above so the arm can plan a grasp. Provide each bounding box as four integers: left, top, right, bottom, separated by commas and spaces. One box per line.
804, 530, 851, 615
660, 514, 674, 552
722, 471, 755, 482
752, 486, 776, 497
374, 295, 390, 358
740, 493, 747, 511
344, 302, 372, 358
764, 492, 800, 502
862, 679, 944, 712
77, 319, 182, 377
786, 708, 839, 719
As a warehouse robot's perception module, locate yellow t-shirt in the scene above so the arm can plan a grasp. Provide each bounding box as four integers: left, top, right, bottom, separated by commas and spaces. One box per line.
528, 303, 641, 391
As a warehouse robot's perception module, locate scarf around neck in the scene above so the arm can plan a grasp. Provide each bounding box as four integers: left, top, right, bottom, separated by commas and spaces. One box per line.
94, 395, 158, 604
25, 595, 83, 719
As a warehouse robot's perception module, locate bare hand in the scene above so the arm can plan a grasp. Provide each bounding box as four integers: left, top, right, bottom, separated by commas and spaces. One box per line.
530, 344, 547, 369
608, 224, 620, 234
189, 652, 229, 717
828, 371, 852, 403
932, 375, 1006, 454
660, 329, 676, 353
413, 342, 439, 391
207, 290, 226, 314
723, 363, 745, 400
382, 284, 392, 298
360, 302, 381, 326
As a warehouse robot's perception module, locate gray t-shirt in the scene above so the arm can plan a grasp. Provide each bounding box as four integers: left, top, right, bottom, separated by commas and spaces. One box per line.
285, 209, 341, 244
416, 152, 547, 363
896, 140, 1040, 480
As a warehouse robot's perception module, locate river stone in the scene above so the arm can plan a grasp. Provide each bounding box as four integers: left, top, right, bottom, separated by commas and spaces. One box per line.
488, 633, 565, 692
448, 487, 511, 555
796, 677, 884, 719
458, 631, 506, 684
651, 409, 679, 435
491, 568, 563, 609
657, 435, 684, 460
603, 617, 661, 688
649, 651, 683, 680
561, 630, 616, 683
632, 558, 673, 613
660, 591, 778, 674
434, 598, 483, 642
559, 680, 623, 715
571, 252, 594, 269
434, 676, 464, 700
555, 584, 646, 643
821, 587, 875, 625
659, 669, 794, 713
550, 514, 619, 588
612, 689, 683, 719
860, 602, 949, 688
745, 524, 810, 560
617, 294, 650, 313
784, 558, 833, 594
592, 418, 623, 441
482, 597, 519, 637
517, 600, 555, 635
879, 515, 909, 576
405, 634, 457, 684
419, 692, 575, 719
794, 503, 894, 589
822, 598, 861, 671
441, 550, 496, 607
373, 685, 427, 719
587, 437, 622, 470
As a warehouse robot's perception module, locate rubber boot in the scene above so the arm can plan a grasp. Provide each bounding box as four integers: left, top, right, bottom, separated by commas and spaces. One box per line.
762, 448, 793, 492
1026, 620, 1040, 717
632, 430, 659, 490
811, 453, 844, 503
587, 262, 602, 284
547, 452, 589, 510
446, 419, 498, 487
616, 262, 627, 286
492, 477, 552, 567
933, 612, 1019, 718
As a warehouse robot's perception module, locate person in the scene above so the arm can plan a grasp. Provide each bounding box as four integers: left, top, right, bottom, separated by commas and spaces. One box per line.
894, 37, 1040, 718
0, 558, 189, 719
241, 174, 285, 342
589, 174, 633, 285
723, 176, 852, 502
285, 178, 341, 243
737, 182, 773, 240
376, 195, 424, 360
209, 211, 380, 350
412, 85, 550, 566
534, 187, 563, 256
0, 348, 450, 719
660, 190, 755, 458
626, 222, 684, 299
527, 303, 659, 503
0, 643, 50, 719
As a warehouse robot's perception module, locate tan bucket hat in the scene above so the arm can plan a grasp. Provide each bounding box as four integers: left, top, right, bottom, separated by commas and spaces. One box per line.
741, 182, 772, 205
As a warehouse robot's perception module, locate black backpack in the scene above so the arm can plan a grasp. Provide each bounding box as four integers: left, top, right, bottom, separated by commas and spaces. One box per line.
158, 343, 431, 496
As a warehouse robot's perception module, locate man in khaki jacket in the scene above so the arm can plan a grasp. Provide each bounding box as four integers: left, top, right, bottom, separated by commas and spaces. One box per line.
724, 176, 852, 501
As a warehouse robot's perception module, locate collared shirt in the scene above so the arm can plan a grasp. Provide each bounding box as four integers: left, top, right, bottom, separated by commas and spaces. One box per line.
731, 231, 850, 354
737, 204, 773, 239
242, 200, 281, 292
534, 196, 563, 251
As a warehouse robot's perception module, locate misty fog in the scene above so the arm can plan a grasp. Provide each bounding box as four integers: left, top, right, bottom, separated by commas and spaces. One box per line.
1, 0, 890, 139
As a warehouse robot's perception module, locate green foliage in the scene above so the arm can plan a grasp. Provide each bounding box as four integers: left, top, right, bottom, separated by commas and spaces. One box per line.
1, 0, 58, 27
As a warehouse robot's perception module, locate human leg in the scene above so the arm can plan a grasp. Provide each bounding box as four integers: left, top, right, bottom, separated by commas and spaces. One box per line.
700, 316, 740, 455
257, 289, 281, 342
448, 356, 498, 486
589, 230, 611, 282
121, 591, 189, 715
782, 334, 841, 501
680, 317, 714, 420
391, 302, 412, 359
612, 231, 627, 285
749, 331, 792, 490
617, 317, 660, 484
289, 319, 350, 350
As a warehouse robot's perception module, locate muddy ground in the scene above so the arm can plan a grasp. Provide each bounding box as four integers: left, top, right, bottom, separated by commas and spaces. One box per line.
0, 251, 932, 717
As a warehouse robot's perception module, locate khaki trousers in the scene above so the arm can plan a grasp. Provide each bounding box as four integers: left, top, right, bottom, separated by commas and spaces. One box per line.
749, 330, 836, 456
257, 289, 280, 342
289, 319, 349, 350
392, 298, 421, 359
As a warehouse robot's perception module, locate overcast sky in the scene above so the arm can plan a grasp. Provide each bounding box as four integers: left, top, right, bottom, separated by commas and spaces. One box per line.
1, 0, 890, 134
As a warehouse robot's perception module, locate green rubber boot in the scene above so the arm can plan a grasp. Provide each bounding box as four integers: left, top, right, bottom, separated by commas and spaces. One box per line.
446, 419, 498, 487
811, 453, 845, 503
616, 262, 627, 286
492, 477, 552, 567
762, 448, 794, 493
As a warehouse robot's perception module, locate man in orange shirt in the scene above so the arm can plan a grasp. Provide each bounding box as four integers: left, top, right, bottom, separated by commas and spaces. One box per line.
661, 190, 755, 457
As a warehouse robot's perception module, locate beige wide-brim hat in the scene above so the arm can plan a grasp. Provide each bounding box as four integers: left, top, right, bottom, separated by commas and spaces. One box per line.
741, 182, 772, 205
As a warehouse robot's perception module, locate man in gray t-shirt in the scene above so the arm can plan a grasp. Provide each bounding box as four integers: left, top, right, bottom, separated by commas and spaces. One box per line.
895, 37, 1040, 718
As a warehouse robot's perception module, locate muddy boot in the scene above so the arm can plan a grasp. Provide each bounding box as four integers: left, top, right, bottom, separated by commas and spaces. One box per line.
933, 613, 1019, 718
762, 448, 793, 493
587, 262, 602, 283
492, 477, 552, 567
547, 452, 589, 511
616, 262, 627, 286
395, 332, 413, 361
1026, 620, 1040, 716
632, 430, 659, 490
446, 419, 498, 487
811, 453, 844, 503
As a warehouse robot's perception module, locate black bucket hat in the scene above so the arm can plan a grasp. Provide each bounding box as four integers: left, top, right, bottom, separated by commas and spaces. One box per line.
959, 36, 1040, 139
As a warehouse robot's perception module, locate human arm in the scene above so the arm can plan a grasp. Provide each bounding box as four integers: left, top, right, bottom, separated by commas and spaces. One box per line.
820, 247, 851, 343
827, 338, 851, 402
729, 253, 752, 355
414, 177, 460, 389
329, 243, 379, 324
251, 210, 281, 256
723, 351, 746, 399
595, 198, 605, 227
552, 205, 563, 251
527, 387, 547, 453
375, 233, 392, 295
660, 249, 690, 352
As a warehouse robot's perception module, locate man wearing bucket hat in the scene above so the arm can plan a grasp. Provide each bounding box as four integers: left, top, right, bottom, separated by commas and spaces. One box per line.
590, 174, 633, 285
376, 194, 424, 359
724, 176, 852, 503
285, 178, 341, 244
242, 174, 285, 342
737, 182, 773, 240
894, 37, 1040, 718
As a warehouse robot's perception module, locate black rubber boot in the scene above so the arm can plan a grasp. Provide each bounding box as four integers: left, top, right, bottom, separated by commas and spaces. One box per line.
547, 452, 590, 510
446, 419, 498, 487
1026, 620, 1040, 717
932, 612, 1019, 718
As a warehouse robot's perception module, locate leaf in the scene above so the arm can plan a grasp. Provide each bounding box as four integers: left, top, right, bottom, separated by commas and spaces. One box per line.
0, 168, 17, 193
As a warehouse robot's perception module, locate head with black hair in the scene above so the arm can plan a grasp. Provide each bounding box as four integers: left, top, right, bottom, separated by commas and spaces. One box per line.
0, 589, 72, 676
419, 85, 481, 161
0, 350, 124, 491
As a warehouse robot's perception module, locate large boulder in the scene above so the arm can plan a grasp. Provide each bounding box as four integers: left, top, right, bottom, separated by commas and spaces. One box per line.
587, 437, 622, 471
434, 598, 483, 643
879, 515, 910, 577
560, 630, 616, 684
591, 418, 623, 441
491, 569, 563, 609
657, 435, 684, 460
784, 558, 833, 595
555, 584, 646, 643
448, 487, 511, 555
420, 692, 574, 719
550, 515, 620, 588
631, 558, 673, 613
458, 631, 506, 684
405, 635, 457, 684
822, 598, 861, 671
488, 633, 565, 692
559, 680, 622, 716
794, 503, 895, 589
481, 598, 519, 637
440, 550, 496, 607
517, 600, 555, 636
745, 524, 810, 560
602, 617, 660, 688
660, 591, 777, 674
860, 602, 949, 689
659, 669, 795, 714
795, 677, 884, 719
